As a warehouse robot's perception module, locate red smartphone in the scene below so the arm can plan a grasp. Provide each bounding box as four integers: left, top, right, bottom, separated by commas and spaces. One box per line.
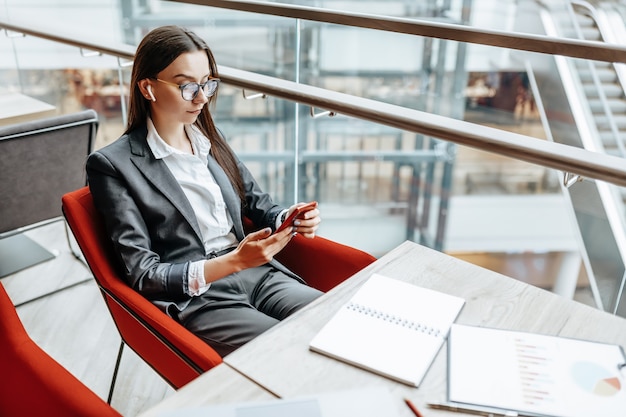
275, 201, 317, 233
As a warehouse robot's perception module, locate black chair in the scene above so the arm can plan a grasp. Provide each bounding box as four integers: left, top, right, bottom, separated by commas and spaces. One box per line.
0, 109, 98, 286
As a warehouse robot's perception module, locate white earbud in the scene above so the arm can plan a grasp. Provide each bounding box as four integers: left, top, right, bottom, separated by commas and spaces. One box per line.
147, 85, 156, 102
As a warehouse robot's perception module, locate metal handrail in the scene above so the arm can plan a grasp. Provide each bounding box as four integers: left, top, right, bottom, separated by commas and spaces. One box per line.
3, 18, 626, 187
172, 0, 626, 63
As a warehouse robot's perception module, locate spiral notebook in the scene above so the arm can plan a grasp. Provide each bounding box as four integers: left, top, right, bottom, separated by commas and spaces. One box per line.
309, 273, 465, 387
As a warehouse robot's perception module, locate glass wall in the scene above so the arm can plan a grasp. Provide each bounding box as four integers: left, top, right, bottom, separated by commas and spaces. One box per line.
3, 0, 626, 312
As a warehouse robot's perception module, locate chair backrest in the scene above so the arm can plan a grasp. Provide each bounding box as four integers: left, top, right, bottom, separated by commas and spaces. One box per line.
0, 281, 122, 417
0, 110, 98, 235
62, 186, 222, 389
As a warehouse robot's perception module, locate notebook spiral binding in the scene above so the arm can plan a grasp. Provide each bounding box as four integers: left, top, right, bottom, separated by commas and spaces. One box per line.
346, 301, 442, 337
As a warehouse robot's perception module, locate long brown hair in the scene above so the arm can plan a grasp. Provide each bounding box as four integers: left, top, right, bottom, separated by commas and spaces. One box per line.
126, 25, 245, 202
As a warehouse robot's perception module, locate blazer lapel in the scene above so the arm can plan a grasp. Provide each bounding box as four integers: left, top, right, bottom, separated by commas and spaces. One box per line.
127, 131, 204, 243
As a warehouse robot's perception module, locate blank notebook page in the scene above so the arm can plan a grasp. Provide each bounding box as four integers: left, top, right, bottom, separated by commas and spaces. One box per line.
309, 273, 465, 386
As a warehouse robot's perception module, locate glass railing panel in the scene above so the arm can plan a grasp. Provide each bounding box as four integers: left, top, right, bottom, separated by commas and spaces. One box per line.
0, 30, 128, 147
113, 1, 300, 78
0, 28, 19, 94
238, 0, 566, 33
565, 179, 626, 315
91, 1, 564, 130
444, 153, 617, 311
215, 92, 449, 255
270, 0, 443, 19
4, 1, 626, 313
534, 1, 626, 316
0, 0, 125, 42
213, 84, 298, 205
0, 1, 600, 141
297, 19, 466, 121
134, 3, 586, 140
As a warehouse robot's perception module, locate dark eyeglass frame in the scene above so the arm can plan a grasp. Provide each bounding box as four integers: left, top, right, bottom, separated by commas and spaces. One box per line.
154, 77, 220, 101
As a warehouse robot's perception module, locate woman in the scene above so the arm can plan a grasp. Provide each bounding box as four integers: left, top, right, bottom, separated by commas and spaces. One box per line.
86, 25, 322, 356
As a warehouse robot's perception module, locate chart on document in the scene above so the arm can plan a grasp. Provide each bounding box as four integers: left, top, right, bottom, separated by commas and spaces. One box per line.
448, 324, 626, 417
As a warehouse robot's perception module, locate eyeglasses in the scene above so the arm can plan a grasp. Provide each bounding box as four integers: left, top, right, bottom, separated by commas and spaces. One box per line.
155, 77, 220, 101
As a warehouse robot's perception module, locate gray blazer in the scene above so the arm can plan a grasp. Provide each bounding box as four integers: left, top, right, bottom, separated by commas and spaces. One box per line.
86, 125, 300, 315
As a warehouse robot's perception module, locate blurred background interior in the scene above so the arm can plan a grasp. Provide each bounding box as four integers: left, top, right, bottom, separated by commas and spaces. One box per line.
4, 0, 625, 309
2, 1, 626, 414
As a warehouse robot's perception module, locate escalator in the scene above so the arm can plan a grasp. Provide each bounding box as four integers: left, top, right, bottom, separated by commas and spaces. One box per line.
569, 2, 626, 157
533, 0, 626, 316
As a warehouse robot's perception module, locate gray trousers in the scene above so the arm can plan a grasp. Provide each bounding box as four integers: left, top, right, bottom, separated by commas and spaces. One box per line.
176, 264, 322, 357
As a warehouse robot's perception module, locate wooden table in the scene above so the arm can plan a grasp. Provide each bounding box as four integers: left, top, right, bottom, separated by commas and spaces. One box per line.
0, 92, 56, 126
140, 241, 626, 416
138, 364, 276, 417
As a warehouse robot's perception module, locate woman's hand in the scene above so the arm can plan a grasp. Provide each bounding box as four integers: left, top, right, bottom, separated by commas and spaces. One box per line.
232, 226, 294, 269
286, 202, 321, 239
203, 204, 320, 283
203, 226, 293, 283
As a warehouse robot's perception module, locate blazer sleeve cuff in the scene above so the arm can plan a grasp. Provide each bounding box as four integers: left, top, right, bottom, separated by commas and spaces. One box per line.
166, 262, 191, 301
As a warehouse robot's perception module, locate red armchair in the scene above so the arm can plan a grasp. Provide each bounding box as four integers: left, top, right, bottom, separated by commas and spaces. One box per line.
0, 281, 122, 417
62, 186, 375, 402
275, 228, 377, 293
62, 186, 221, 403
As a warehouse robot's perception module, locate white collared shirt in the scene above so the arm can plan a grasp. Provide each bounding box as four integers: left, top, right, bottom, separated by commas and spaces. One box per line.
146, 118, 238, 296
